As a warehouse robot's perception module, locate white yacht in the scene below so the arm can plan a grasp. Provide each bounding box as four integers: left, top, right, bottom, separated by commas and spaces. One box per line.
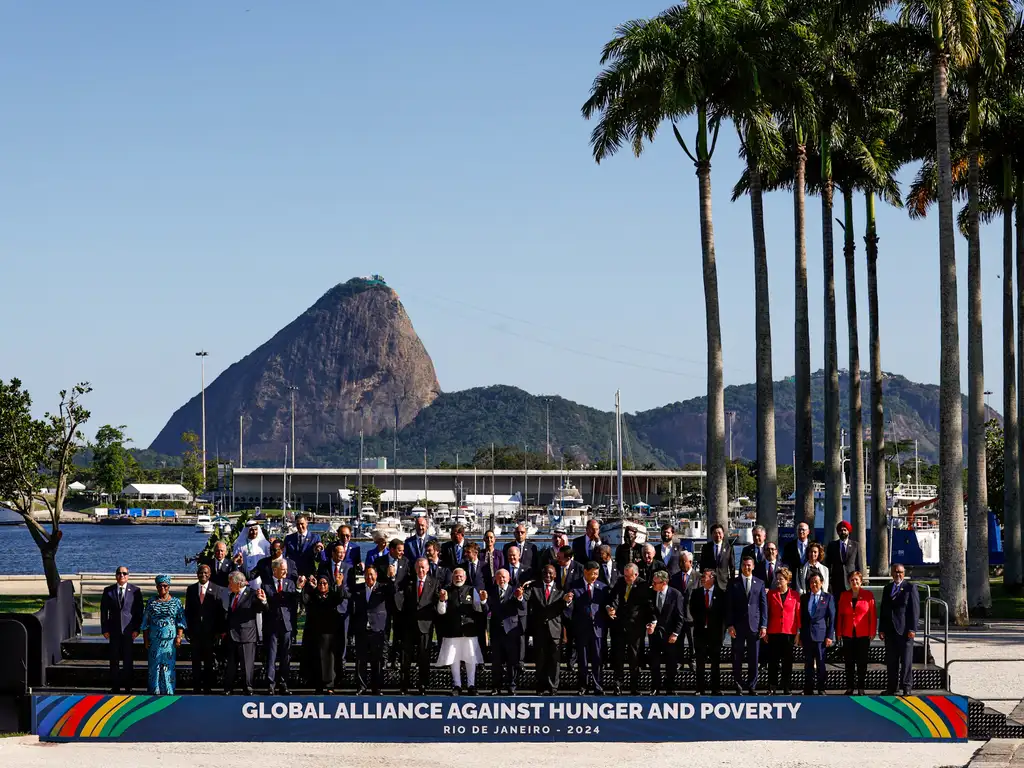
194, 514, 214, 534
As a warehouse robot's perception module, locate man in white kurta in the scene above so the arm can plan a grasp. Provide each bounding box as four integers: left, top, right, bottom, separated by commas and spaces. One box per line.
234, 520, 271, 573
436, 569, 488, 693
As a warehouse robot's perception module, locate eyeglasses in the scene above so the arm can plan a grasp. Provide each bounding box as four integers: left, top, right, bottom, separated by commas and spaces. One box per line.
116, 571, 129, 577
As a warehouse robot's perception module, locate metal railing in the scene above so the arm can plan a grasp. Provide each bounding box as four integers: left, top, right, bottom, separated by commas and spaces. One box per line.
76, 572, 195, 620
946, 659, 1024, 703
860, 576, 935, 664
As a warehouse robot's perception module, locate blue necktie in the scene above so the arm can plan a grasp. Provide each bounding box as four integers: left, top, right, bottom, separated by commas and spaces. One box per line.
811, 595, 818, 614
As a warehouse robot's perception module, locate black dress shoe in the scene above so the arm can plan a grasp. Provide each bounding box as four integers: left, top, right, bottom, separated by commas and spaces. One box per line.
576, 688, 586, 696
612, 685, 622, 696
467, 687, 477, 696
326, 689, 335, 695
746, 688, 757, 696
357, 687, 369, 695
242, 689, 254, 696
223, 690, 233, 696
279, 684, 290, 695
710, 690, 722, 696
267, 685, 277, 695
508, 688, 517, 696
400, 688, 409, 695
857, 688, 866, 696
651, 689, 663, 696
372, 689, 383, 696
418, 687, 427, 696
452, 686, 462, 696
881, 689, 896, 696
490, 689, 501, 696
901, 688, 912, 696
593, 687, 605, 696
816, 689, 825, 695
767, 689, 776, 696
735, 684, 745, 696
782, 689, 791, 696
844, 688, 854, 696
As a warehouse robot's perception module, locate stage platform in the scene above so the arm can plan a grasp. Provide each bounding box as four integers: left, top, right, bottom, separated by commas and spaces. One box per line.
32, 693, 969, 743
44, 633, 945, 694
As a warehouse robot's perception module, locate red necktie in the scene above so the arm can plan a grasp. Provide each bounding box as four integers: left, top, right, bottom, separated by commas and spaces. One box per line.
417, 580, 423, 598
199, 586, 205, 604
232, 594, 239, 612
545, 584, 551, 600
277, 580, 283, 594
588, 583, 593, 598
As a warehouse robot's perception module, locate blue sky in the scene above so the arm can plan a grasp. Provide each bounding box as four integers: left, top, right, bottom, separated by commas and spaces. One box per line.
0, 1, 1006, 447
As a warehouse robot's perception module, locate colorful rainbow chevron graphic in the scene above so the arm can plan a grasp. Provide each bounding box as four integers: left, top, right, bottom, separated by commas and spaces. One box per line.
852, 695, 968, 739
35, 695, 180, 739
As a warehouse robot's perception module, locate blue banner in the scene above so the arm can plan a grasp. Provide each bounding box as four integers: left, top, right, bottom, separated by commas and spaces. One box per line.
33, 694, 968, 742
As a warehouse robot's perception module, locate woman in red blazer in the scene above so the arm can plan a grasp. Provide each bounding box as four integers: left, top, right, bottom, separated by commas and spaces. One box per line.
836, 570, 877, 695
763, 567, 801, 695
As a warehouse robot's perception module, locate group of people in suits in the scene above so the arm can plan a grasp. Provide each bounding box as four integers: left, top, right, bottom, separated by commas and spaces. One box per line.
100, 515, 920, 698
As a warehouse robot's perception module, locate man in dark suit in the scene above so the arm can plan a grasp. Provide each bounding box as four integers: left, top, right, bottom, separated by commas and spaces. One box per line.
423, 541, 452, 589
879, 563, 920, 695
595, 545, 619, 589
572, 519, 604, 564
740, 525, 768, 568
396, 557, 440, 694
668, 550, 698, 671
100, 566, 143, 693
607, 563, 650, 695
554, 545, 583, 591
440, 524, 468, 569
249, 539, 297, 587
404, 516, 435, 563
504, 524, 538, 572
184, 564, 223, 694
462, 542, 488, 657
564, 562, 608, 695
636, 544, 667, 584
726, 555, 769, 695
799, 572, 836, 694
351, 564, 389, 694
333, 524, 362, 569
201, 541, 238, 588
690, 568, 726, 695
699, 524, 735, 590
504, 545, 532, 589
318, 542, 355, 671
283, 512, 321, 576
648, 570, 685, 694
261, 559, 300, 693
656, 523, 684, 577
488, 568, 527, 694
221, 570, 265, 695
783, 521, 814, 578
614, 526, 644, 574
754, 542, 783, 588
825, 521, 864, 594
527, 564, 565, 695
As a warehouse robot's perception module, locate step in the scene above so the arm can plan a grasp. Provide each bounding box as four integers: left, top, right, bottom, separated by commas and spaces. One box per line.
42, 658, 945, 693
59, 635, 917, 665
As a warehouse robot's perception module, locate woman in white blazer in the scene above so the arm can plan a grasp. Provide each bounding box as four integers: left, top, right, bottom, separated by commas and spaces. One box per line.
797, 542, 830, 594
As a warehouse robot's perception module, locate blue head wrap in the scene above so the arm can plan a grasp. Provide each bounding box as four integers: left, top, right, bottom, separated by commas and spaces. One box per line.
155, 574, 171, 586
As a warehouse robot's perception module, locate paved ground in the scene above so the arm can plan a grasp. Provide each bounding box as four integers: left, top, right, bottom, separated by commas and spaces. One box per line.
0, 736, 985, 768
967, 739, 1024, 765
935, 622, 1024, 715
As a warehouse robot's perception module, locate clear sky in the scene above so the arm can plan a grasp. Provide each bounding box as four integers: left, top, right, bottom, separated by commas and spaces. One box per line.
0, 1, 1006, 447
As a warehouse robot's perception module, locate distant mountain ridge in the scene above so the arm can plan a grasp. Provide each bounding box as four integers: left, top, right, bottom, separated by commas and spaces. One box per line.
149, 278, 981, 468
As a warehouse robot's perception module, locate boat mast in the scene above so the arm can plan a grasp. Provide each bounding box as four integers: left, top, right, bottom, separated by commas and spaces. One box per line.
615, 390, 624, 515
283, 444, 288, 515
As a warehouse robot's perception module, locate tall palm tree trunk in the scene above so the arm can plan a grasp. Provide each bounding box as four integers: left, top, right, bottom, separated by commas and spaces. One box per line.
1012, 177, 1024, 589
748, 155, 778, 544
966, 85, 989, 613
866, 191, 888, 575
934, 51, 968, 626
843, 187, 866, 563
1003, 162, 1021, 589
696, 138, 728, 533
822, 140, 843, 541
794, 137, 815, 530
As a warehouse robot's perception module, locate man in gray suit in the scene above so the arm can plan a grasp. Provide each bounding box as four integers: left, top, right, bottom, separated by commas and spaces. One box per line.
100, 566, 142, 693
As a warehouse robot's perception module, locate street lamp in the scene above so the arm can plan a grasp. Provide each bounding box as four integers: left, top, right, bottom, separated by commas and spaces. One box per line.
195, 351, 208, 486
287, 385, 298, 469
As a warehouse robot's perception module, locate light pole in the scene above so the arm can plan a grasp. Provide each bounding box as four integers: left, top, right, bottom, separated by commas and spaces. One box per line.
195, 351, 208, 487
288, 385, 298, 469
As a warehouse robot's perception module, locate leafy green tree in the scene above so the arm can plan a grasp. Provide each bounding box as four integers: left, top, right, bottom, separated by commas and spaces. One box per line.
985, 419, 1005, 525
0, 379, 91, 596
91, 424, 131, 499
348, 483, 383, 510
181, 431, 204, 506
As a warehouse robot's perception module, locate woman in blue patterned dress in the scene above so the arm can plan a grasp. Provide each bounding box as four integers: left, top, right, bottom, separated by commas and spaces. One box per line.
141, 574, 187, 694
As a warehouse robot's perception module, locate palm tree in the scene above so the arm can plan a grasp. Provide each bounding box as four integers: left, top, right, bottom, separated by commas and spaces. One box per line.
900, 0, 1006, 626
582, 1, 760, 534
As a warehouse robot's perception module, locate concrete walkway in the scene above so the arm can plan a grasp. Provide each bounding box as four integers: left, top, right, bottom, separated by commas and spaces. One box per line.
968, 740, 1024, 765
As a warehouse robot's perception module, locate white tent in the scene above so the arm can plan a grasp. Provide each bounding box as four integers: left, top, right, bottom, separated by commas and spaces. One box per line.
121, 483, 191, 500
378, 489, 457, 505
464, 494, 522, 514
68, 481, 87, 492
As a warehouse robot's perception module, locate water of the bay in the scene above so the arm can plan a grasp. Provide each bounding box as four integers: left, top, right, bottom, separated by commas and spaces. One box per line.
0, 524, 381, 575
